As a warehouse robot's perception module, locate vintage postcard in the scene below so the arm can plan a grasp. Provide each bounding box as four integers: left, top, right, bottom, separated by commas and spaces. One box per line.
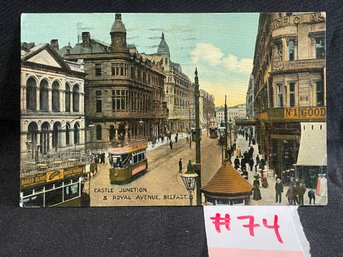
20, 12, 327, 207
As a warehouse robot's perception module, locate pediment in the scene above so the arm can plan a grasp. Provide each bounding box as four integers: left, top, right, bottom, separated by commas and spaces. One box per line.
27, 49, 62, 68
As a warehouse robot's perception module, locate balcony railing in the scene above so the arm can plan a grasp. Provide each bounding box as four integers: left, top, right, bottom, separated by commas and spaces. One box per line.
20, 150, 89, 178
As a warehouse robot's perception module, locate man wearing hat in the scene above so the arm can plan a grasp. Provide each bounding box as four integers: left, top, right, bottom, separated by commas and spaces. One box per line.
275, 178, 284, 203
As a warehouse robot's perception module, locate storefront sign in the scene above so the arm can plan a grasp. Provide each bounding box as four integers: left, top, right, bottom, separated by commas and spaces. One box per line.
284, 107, 326, 120
64, 166, 84, 177
21, 165, 85, 188
20, 173, 47, 187
46, 169, 64, 182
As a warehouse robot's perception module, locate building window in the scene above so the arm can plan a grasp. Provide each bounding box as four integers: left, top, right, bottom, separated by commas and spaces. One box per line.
96, 125, 102, 140
277, 83, 283, 107
109, 125, 115, 141
112, 90, 127, 112
111, 64, 116, 76
315, 37, 325, 59
72, 85, 79, 112
27, 122, 38, 154
275, 40, 283, 58
65, 123, 70, 145
316, 81, 324, 106
288, 39, 296, 61
39, 79, 48, 111
40, 122, 50, 155
289, 82, 295, 107
52, 122, 61, 148
26, 78, 36, 111
52, 81, 60, 112
96, 90, 102, 113
74, 123, 80, 144
65, 84, 71, 112
95, 64, 102, 76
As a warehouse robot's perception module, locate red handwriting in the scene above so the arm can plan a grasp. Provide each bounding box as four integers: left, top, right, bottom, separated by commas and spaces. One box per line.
237, 215, 260, 236
210, 213, 283, 244
210, 213, 231, 233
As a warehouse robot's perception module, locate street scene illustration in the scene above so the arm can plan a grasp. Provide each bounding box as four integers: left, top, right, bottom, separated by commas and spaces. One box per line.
20, 12, 327, 207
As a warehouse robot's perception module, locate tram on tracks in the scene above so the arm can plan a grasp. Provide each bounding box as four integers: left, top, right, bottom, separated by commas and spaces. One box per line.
108, 142, 148, 184
208, 125, 218, 138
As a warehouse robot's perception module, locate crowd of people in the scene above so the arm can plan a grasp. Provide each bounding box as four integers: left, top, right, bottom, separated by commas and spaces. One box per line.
230, 128, 316, 205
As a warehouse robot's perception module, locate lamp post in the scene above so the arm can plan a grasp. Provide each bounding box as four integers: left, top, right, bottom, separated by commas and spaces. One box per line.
181, 161, 198, 206
194, 68, 202, 205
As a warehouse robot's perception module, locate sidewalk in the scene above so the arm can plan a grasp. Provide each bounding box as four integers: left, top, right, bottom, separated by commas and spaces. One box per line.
230, 134, 327, 206
146, 132, 188, 152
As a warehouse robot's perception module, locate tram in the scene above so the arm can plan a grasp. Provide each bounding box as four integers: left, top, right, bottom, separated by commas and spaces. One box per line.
208, 125, 218, 138
108, 142, 148, 184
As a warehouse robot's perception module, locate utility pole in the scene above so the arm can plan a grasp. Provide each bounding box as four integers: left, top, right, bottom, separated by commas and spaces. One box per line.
194, 68, 202, 205
224, 95, 228, 162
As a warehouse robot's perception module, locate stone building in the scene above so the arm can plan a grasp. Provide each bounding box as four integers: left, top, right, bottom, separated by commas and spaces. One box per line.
61, 14, 167, 150
20, 43, 87, 207
141, 33, 194, 133
252, 12, 326, 181
199, 89, 215, 128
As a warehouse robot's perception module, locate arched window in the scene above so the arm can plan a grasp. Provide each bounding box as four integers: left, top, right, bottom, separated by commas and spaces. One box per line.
40, 79, 49, 111
96, 125, 102, 140
52, 81, 60, 112
109, 125, 115, 141
27, 122, 38, 159
65, 84, 71, 112
26, 78, 36, 111
52, 122, 61, 149
74, 122, 80, 144
73, 85, 79, 112
65, 123, 70, 145
40, 122, 50, 155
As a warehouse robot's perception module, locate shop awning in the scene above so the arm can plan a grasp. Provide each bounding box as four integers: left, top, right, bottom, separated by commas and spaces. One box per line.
295, 122, 327, 166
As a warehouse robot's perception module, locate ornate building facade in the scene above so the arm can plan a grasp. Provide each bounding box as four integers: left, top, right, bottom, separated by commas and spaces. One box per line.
20, 43, 87, 207
141, 33, 194, 133
252, 12, 326, 181
61, 14, 167, 149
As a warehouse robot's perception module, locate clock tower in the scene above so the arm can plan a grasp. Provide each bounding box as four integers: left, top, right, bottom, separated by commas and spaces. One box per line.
110, 13, 128, 52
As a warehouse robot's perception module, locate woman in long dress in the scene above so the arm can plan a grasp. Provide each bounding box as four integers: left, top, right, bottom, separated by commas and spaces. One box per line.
252, 177, 262, 200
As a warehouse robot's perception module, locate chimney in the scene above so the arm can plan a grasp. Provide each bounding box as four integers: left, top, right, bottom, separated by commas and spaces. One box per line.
82, 32, 90, 48
50, 39, 59, 51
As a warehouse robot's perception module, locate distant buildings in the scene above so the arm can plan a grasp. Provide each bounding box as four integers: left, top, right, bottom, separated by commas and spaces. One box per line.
252, 12, 326, 184
20, 43, 86, 207
216, 104, 246, 125
141, 33, 194, 133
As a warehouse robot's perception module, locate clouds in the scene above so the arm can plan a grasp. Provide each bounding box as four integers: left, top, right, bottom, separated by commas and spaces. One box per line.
223, 54, 253, 74
191, 43, 224, 66
191, 43, 253, 74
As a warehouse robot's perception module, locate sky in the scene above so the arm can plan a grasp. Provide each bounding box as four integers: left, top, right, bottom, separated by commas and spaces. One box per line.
21, 13, 259, 107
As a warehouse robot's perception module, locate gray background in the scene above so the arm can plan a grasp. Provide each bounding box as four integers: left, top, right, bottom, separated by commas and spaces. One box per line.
0, 1, 342, 256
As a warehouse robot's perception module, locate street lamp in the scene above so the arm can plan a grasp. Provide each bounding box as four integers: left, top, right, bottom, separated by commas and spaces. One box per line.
181, 162, 198, 206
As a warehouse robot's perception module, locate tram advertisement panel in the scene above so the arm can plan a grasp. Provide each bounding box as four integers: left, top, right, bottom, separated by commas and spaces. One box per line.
20, 12, 327, 207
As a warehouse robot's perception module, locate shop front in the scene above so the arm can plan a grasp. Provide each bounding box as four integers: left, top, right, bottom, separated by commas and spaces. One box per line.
20, 165, 86, 207
294, 122, 327, 188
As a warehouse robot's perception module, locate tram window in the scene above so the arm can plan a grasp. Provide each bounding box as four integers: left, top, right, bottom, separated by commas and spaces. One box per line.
45, 188, 63, 206
45, 184, 53, 191
23, 193, 43, 207
64, 183, 79, 201
134, 155, 138, 163
64, 180, 72, 186
23, 189, 33, 196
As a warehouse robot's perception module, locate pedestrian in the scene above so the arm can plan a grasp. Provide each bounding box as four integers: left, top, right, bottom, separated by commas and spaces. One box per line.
297, 182, 306, 205
234, 156, 240, 170
259, 157, 266, 171
178, 158, 183, 173
286, 187, 293, 205
252, 176, 262, 200
249, 158, 254, 171
175, 132, 178, 143
169, 140, 173, 149
236, 146, 241, 158
255, 155, 260, 169
261, 171, 268, 188
275, 178, 283, 203
308, 189, 316, 205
